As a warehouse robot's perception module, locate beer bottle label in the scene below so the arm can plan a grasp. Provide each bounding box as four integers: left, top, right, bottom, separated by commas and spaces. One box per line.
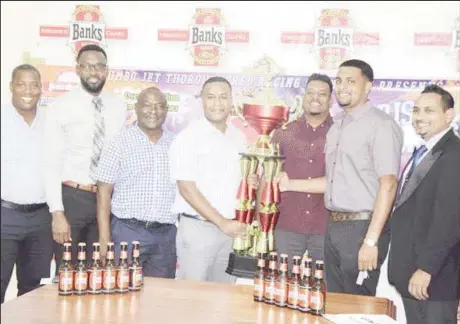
117, 269, 130, 290
287, 283, 299, 306
310, 290, 324, 310
263, 280, 275, 301
89, 270, 102, 290
133, 249, 140, 258
253, 278, 264, 299
129, 267, 143, 289
59, 271, 73, 292
298, 286, 310, 310
103, 269, 116, 290
274, 281, 288, 305
74, 271, 88, 291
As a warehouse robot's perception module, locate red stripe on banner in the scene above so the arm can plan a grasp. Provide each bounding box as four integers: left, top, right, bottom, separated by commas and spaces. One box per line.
280, 32, 314, 44
157, 29, 189, 41
414, 33, 451, 46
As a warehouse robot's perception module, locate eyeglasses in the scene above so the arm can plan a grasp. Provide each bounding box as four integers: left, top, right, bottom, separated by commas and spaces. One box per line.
78, 63, 107, 72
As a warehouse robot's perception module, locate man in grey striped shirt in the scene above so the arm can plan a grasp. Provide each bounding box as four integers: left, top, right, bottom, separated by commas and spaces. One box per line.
95, 87, 177, 278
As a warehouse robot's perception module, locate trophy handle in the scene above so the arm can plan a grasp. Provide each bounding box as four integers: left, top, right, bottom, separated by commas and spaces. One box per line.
234, 104, 248, 127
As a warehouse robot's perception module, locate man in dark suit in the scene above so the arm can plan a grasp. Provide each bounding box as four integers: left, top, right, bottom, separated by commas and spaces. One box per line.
388, 84, 460, 324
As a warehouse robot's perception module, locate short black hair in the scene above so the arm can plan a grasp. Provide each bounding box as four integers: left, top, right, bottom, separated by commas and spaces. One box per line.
11, 64, 41, 82
339, 59, 374, 82
306, 73, 333, 93
421, 84, 455, 111
76, 44, 107, 62
201, 76, 232, 95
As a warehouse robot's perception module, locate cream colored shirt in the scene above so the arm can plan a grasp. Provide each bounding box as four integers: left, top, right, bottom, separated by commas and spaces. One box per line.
44, 86, 127, 213
169, 117, 248, 219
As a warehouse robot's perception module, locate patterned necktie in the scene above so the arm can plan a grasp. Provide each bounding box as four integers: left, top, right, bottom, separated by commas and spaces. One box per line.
90, 97, 105, 180
401, 145, 427, 192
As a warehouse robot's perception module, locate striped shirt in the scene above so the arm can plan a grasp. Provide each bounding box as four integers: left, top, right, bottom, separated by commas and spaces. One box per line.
94, 125, 177, 224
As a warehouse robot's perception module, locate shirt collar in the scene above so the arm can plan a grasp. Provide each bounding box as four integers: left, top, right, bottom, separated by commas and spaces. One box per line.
134, 124, 170, 144
419, 127, 451, 151
305, 114, 333, 129
8, 102, 42, 128
199, 116, 235, 136
333, 102, 372, 124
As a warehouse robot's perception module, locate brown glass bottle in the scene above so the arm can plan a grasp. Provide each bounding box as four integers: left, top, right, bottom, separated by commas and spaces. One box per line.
287, 256, 301, 309
73, 243, 88, 295
102, 242, 117, 294
263, 251, 278, 305
116, 242, 130, 293
58, 243, 74, 296
88, 242, 103, 294
298, 257, 313, 312
309, 260, 326, 316
129, 241, 143, 291
253, 252, 266, 302
274, 254, 289, 307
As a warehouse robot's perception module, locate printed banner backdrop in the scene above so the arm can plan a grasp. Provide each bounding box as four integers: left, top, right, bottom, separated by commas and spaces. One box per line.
34, 61, 460, 170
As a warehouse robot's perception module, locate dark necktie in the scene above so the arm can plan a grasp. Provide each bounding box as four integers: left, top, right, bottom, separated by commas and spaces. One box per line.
400, 145, 427, 192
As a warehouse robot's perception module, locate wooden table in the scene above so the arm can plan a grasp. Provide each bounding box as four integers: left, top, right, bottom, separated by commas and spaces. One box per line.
1, 278, 396, 324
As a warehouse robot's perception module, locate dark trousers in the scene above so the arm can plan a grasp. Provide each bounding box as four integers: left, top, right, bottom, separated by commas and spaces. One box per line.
1, 206, 53, 304
402, 297, 459, 324
53, 185, 98, 276
274, 228, 324, 267
111, 216, 177, 278
324, 217, 390, 296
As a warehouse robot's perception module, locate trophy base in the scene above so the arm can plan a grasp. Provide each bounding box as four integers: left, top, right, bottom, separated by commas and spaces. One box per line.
225, 252, 258, 279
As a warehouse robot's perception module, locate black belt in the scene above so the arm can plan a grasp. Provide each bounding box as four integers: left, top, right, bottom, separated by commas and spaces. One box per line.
179, 213, 207, 222
118, 217, 173, 229
1, 199, 47, 213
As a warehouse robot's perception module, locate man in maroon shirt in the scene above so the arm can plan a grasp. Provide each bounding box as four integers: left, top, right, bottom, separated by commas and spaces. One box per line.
272, 73, 333, 264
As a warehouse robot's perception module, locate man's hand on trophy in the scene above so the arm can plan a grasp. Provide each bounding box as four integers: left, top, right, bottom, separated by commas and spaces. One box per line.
276, 171, 290, 192
247, 173, 260, 190
219, 218, 248, 238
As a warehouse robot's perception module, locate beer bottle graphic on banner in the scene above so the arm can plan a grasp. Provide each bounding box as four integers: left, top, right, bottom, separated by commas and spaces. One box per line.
58, 243, 74, 296
102, 242, 117, 294
73, 242, 88, 295
88, 242, 103, 294
129, 241, 143, 291
310, 260, 326, 316
116, 242, 130, 293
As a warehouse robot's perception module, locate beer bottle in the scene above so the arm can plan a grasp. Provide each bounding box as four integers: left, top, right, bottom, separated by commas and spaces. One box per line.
263, 251, 278, 305
310, 260, 326, 316
102, 242, 117, 294
253, 252, 266, 302
274, 253, 289, 307
298, 257, 313, 313
88, 242, 103, 294
73, 242, 88, 295
116, 242, 130, 293
129, 241, 143, 291
287, 256, 301, 309
58, 243, 74, 296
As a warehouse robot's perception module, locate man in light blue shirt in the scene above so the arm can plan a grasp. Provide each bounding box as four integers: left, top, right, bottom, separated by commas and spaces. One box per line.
1, 64, 53, 303
95, 87, 177, 278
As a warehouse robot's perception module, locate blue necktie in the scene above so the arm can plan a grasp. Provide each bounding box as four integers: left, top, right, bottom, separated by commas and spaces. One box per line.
401, 145, 427, 192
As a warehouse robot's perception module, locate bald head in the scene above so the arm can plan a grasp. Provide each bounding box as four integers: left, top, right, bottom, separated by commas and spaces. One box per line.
135, 87, 168, 132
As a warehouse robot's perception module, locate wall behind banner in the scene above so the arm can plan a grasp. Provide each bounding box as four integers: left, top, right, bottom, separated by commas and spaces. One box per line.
1, 1, 460, 322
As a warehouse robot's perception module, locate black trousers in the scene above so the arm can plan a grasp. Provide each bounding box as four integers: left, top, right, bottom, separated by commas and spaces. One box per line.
402, 297, 459, 324
324, 217, 390, 296
1, 205, 53, 304
53, 185, 98, 276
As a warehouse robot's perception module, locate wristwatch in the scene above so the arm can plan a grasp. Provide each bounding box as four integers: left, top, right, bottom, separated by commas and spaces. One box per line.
363, 238, 377, 247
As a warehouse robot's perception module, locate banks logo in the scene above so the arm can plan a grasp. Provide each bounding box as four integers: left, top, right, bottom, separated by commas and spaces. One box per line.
158, 8, 249, 66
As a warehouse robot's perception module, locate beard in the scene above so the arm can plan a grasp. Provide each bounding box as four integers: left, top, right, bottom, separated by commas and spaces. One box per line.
81, 77, 106, 94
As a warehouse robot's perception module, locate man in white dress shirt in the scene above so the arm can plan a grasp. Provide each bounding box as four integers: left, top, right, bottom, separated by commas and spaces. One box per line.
1, 64, 53, 303
44, 44, 126, 273
169, 77, 257, 283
